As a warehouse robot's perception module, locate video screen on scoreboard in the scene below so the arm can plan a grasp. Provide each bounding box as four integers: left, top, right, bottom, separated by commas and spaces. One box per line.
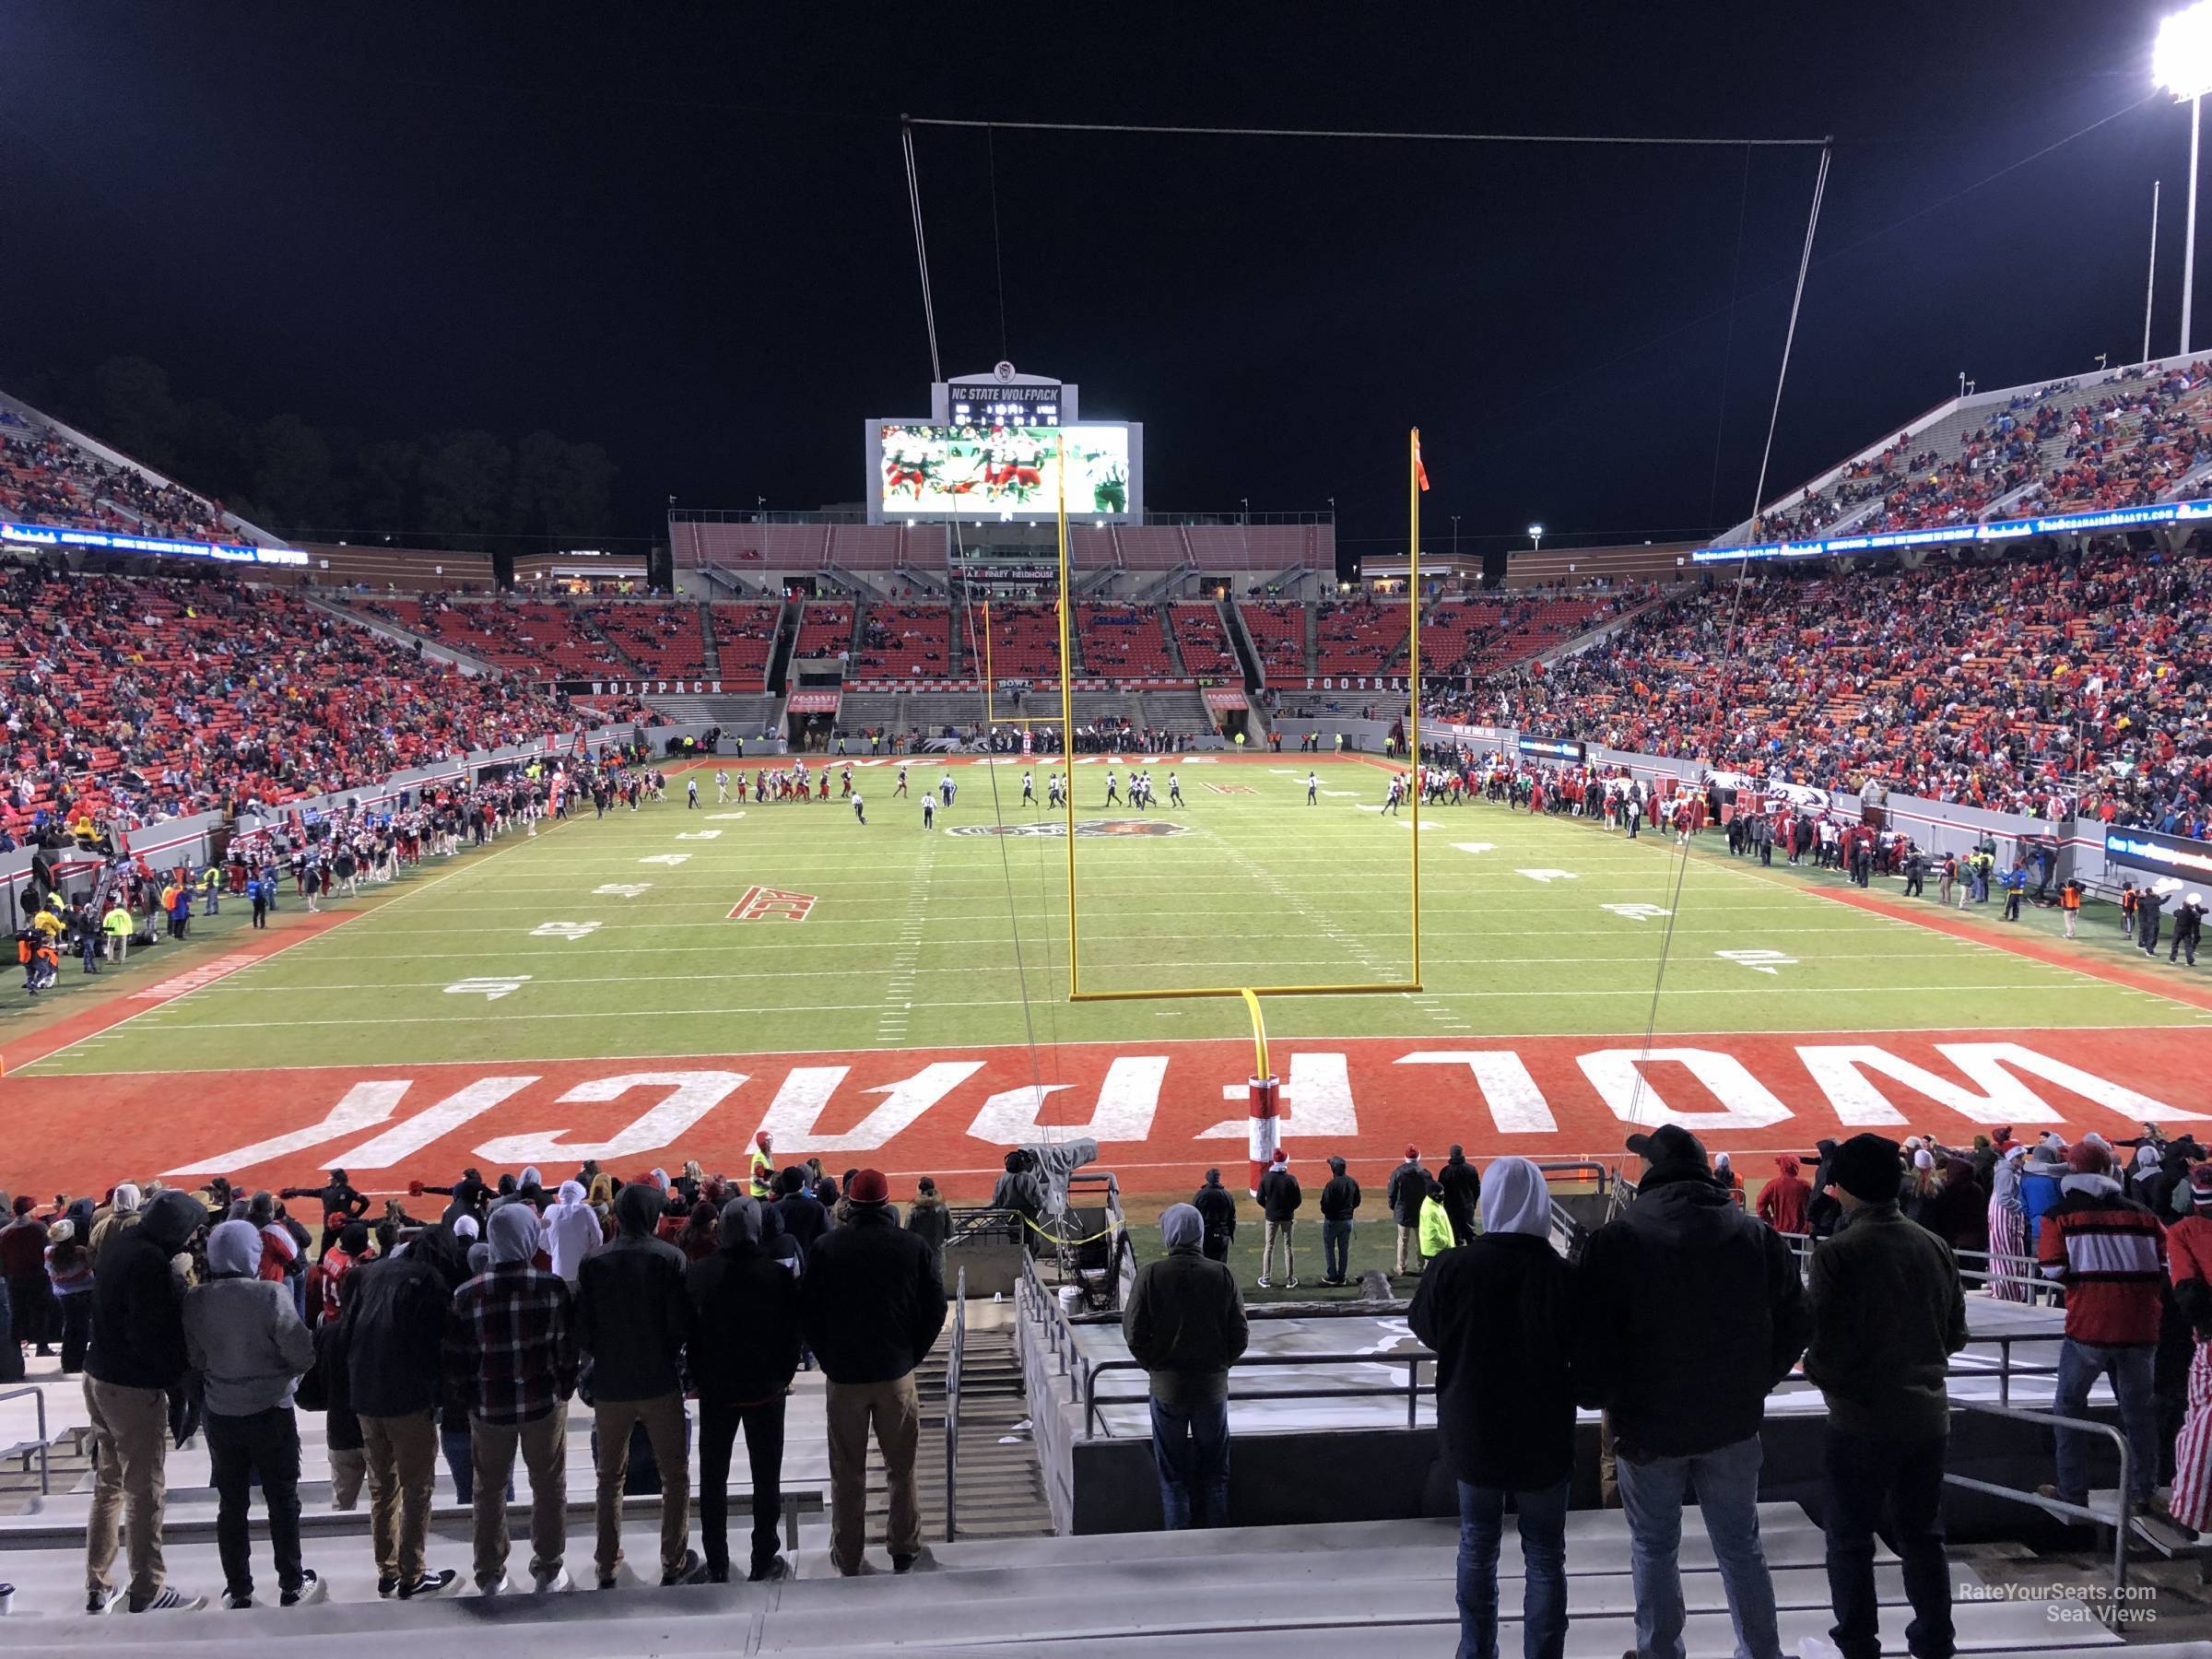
877, 423, 1131, 518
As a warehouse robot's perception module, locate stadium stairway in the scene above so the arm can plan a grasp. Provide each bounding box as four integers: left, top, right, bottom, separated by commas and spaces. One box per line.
0, 1500, 2158, 1654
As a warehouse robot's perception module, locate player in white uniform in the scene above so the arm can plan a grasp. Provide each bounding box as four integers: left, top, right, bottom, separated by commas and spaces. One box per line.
1168, 771, 1182, 807
939, 773, 956, 807
894, 765, 909, 797
1021, 771, 1035, 805
687, 776, 700, 808
1307, 771, 1319, 805
1384, 776, 1404, 817
853, 791, 865, 825
1103, 770, 1121, 806
715, 769, 730, 804
1048, 772, 1065, 808
921, 794, 936, 830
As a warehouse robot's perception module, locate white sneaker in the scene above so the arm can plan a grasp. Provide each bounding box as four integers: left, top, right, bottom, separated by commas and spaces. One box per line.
534, 1566, 571, 1594
479, 1573, 512, 1597
133, 1587, 207, 1613
281, 1571, 327, 1608
1286, 1278, 1300, 1288
1254, 1277, 1272, 1288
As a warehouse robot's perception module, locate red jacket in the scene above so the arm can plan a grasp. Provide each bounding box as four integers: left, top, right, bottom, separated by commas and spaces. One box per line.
2037, 1181, 2168, 1347
1757, 1168, 1811, 1235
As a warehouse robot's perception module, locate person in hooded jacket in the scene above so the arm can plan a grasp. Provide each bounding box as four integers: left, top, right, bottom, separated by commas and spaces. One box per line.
1387, 1146, 1430, 1275
905, 1177, 950, 1285
775, 1167, 830, 1261
1437, 1146, 1482, 1247
1254, 1148, 1301, 1289
1123, 1204, 1248, 1529
1409, 1158, 1577, 1659
544, 1180, 601, 1283
1755, 1155, 1811, 1235
340, 1218, 465, 1600
1578, 1125, 1810, 1659
184, 1219, 323, 1610
83, 1187, 208, 1613
1317, 1157, 1361, 1288
1191, 1169, 1238, 1263
686, 1195, 803, 1583
575, 1182, 699, 1587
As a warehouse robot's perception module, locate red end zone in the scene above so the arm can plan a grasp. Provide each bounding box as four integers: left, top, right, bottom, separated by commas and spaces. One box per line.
12, 1026, 2207, 1202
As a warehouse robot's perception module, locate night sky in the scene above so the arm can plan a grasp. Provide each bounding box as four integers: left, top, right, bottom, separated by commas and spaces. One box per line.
0, 4, 2196, 562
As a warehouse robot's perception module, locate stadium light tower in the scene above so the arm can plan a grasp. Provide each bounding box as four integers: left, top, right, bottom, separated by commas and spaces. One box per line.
1527, 522, 1545, 554
2156, 0, 2212, 353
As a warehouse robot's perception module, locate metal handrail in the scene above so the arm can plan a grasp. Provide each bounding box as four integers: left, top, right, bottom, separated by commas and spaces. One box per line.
945, 1265, 967, 1542
0, 1384, 52, 1495
1944, 1396, 2135, 1594
1081, 1351, 1436, 1439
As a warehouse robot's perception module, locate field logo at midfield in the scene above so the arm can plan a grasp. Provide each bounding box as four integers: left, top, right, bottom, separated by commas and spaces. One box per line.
946, 819, 1189, 839
729, 885, 817, 923
1203, 783, 1254, 795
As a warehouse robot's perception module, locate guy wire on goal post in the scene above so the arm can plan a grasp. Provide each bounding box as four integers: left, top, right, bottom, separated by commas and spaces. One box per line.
1055, 428, 1430, 1190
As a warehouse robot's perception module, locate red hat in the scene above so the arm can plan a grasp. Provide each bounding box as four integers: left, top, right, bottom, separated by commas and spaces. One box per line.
1271, 1147, 1288, 1164
848, 1168, 890, 1205
755, 1132, 771, 1149
1405, 1145, 1418, 1160
2066, 1142, 2112, 1175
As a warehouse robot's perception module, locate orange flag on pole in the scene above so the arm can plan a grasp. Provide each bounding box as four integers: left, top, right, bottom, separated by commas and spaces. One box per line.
1412, 428, 1431, 492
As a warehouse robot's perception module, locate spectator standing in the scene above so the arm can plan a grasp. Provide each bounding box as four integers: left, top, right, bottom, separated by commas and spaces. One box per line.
447, 1203, 578, 1594
2, 1196, 53, 1359
1192, 1169, 1238, 1263
1438, 1145, 1482, 1247
1122, 1204, 1249, 1529
339, 1219, 465, 1598
800, 1168, 947, 1575
1317, 1156, 1361, 1288
2037, 1140, 2167, 1514
183, 1219, 323, 1609
1409, 1159, 1577, 1659
2168, 1166, 2212, 1533
82, 1188, 207, 1613
1579, 1126, 1810, 1659
544, 1180, 601, 1283
1419, 1177, 1457, 1268
1254, 1148, 1301, 1289
1803, 1135, 1968, 1659
686, 1195, 803, 1583
1985, 1145, 2032, 1302
1755, 1154, 1811, 1235
1387, 1146, 1430, 1276
906, 1177, 950, 1285
576, 1182, 700, 1587
775, 1168, 829, 1260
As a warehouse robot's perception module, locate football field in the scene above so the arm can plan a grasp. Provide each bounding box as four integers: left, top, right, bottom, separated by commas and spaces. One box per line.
8, 754, 2211, 1201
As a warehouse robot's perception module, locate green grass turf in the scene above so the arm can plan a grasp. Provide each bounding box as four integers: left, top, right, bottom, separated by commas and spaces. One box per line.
20, 755, 2206, 1077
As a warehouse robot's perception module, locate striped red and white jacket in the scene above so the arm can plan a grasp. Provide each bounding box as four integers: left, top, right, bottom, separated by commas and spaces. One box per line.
2037, 1180, 2168, 1347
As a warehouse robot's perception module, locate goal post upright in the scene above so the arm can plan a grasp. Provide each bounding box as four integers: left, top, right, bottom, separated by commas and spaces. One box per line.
1407, 426, 1423, 992
1057, 431, 1079, 998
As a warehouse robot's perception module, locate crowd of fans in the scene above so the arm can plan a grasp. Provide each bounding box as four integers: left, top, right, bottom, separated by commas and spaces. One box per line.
0, 562, 648, 836
1450, 545, 2212, 826
1758, 362, 2212, 546
0, 410, 231, 543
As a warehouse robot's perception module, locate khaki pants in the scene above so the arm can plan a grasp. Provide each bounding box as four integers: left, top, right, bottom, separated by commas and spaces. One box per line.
329, 1446, 367, 1511
825, 1374, 921, 1573
360, 1408, 439, 1584
84, 1376, 170, 1606
1395, 1223, 1419, 1275
592, 1393, 689, 1579
1262, 1218, 1295, 1282
472, 1409, 567, 1588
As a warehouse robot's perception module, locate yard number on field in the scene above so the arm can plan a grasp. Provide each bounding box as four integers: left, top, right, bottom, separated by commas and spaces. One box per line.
1603, 903, 1673, 922
640, 853, 692, 866
1715, 948, 1797, 975
676, 830, 724, 841
593, 884, 653, 898
1516, 869, 1579, 884
445, 975, 532, 1001
530, 921, 602, 941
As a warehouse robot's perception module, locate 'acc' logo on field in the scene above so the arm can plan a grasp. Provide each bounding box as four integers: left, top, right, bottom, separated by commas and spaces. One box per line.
729, 886, 817, 922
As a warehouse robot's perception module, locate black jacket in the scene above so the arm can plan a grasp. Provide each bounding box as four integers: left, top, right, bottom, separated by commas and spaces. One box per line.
1408, 1231, 1578, 1489
1319, 1175, 1361, 1221
1439, 1158, 1482, 1234
337, 1249, 454, 1418
575, 1187, 692, 1403
1122, 1245, 1249, 1406
776, 1192, 829, 1257
1386, 1160, 1430, 1226
1192, 1181, 1237, 1239
685, 1238, 802, 1406
800, 1206, 948, 1384
1577, 1162, 1811, 1459
1256, 1168, 1302, 1224
1803, 1202, 1967, 1441
86, 1190, 200, 1391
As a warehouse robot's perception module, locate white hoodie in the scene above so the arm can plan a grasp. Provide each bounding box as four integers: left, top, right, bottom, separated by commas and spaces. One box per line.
546, 1180, 601, 1282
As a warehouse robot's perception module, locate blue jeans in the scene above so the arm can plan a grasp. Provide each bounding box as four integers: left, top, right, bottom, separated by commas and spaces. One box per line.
2053, 1338, 2157, 1504
1616, 1433, 1781, 1659
1149, 1396, 1230, 1529
1321, 1218, 1353, 1283
1457, 1477, 1569, 1659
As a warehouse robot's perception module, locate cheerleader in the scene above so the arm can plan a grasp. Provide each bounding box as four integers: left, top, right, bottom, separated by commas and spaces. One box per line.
1985, 1143, 2032, 1303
